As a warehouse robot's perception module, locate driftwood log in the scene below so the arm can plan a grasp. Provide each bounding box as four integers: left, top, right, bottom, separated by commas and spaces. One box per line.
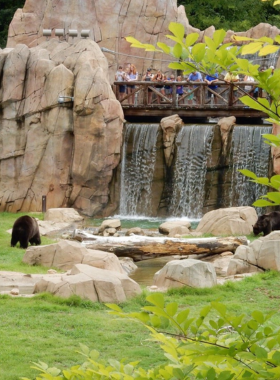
85, 235, 248, 262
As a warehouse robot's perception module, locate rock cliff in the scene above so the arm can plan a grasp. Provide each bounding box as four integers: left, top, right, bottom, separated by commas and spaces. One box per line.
0, 39, 123, 216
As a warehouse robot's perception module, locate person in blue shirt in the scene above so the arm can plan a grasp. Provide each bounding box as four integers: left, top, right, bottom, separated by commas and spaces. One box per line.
188, 71, 202, 104
205, 73, 219, 105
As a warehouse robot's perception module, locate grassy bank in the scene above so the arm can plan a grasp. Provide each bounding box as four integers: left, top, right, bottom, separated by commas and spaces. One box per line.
0, 212, 280, 379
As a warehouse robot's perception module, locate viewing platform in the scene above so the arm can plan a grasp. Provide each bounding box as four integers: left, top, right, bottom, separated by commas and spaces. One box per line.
113, 81, 267, 123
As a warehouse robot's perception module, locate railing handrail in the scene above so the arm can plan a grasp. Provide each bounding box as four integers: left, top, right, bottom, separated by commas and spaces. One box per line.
113, 80, 262, 108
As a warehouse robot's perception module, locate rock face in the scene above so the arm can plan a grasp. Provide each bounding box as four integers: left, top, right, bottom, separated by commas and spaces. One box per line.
0, 39, 123, 216
34, 263, 141, 303
227, 231, 280, 275
22, 240, 125, 273
196, 207, 258, 235
44, 208, 84, 223
6, 0, 190, 80
153, 259, 217, 289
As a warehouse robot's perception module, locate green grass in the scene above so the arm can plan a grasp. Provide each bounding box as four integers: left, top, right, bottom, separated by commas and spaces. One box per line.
1, 212, 280, 379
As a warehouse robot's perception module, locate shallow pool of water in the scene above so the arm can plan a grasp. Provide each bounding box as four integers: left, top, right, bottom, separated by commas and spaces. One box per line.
84, 216, 200, 231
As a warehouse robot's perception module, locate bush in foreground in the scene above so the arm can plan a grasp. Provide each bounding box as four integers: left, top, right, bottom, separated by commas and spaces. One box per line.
22, 293, 280, 379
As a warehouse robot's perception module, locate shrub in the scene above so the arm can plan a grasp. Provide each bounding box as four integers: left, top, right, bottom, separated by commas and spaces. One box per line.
21, 293, 280, 379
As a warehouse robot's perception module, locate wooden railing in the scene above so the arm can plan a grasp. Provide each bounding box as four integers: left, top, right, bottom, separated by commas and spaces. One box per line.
113, 81, 265, 108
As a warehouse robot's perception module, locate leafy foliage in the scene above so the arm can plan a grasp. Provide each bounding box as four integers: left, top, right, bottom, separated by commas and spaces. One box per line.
178, 0, 280, 32
22, 294, 280, 379
0, 0, 24, 48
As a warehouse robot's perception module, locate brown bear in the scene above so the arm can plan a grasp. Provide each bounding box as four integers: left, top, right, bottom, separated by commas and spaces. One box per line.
11, 215, 41, 249
253, 211, 280, 236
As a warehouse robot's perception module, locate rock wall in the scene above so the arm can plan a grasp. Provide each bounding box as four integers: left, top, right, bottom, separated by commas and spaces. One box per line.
6, 0, 280, 81
0, 39, 123, 216
6, 0, 191, 80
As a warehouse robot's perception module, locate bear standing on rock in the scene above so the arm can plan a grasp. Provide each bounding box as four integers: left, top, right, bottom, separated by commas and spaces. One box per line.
253, 211, 280, 236
11, 215, 41, 249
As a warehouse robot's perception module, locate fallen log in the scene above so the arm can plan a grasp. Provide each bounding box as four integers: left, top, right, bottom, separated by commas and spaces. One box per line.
85, 235, 248, 261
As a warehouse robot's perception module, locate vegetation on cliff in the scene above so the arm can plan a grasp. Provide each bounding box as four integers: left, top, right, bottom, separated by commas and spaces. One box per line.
179, 0, 280, 31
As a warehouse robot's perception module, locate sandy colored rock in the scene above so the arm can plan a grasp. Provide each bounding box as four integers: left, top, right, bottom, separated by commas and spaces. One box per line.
168, 226, 190, 237
98, 219, 121, 233
160, 114, 183, 167
159, 220, 191, 235
125, 227, 146, 236
196, 207, 258, 235
44, 208, 84, 223
0, 39, 123, 217
153, 259, 217, 289
22, 240, 125, 273
34, 264, 141, 303
227, 231, 280, 275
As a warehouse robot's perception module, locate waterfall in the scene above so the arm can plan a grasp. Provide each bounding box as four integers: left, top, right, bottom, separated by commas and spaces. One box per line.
119, 124, 159, 216
229, 125, 272, 212
169, 125, 214, 218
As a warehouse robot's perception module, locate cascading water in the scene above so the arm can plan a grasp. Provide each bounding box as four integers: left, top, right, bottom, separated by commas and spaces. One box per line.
119, 123, 272, 219
169, 125, 214, 218
119, 124, 159, 216
229, 125, 272, 212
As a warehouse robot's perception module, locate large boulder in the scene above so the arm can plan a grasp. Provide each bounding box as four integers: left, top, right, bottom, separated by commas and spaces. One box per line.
196, 207, 258, 235
44, 208, 84, 223
22, 240, 125, 273
227, 231, 280, 275
153, 259, 217, 289
34, 264, 141, 303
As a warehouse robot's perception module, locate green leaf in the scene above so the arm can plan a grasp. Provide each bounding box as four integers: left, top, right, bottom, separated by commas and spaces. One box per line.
213, 29, 226, 47
206, 367, 216, 380
241, 42, 263, 55
185, 33, 199, 47
272, 351, 280, 365
150, 315, 162, 328
253, 199, 275, 207
259, 44, 280, 56
106, 303, 123, 312
166, 302, 178, 316
124, 364, 134, 375
252, 310, 264, 324
255, 346, 268, 359
172, 43, 182, 59
168, 62, 185, 70
264, 192, 280, 203
240, 95, 270, 114
157, 42, 170, 54
212, 302, 227, 317
238, 169, 257, 179
200, 305, 211, 318
270, 175, 280, 189
253, 177, 269, 185
191, 43, 206, 62
248, 319, 259, 331
176, 309, 190, 324
205, 36, 216, 51
146, 293, 165, 308
169, 22, 185, 40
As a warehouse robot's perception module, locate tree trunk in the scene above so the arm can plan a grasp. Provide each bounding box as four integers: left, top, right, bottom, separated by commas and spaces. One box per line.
85, 236, 247, 261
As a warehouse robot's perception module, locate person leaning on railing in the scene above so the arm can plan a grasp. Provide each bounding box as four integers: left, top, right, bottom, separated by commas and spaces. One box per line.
115, 65, 127, 101
188, 70, 203, 105
224, 72, 239, 103
152, 70, 165, 104
143, 68, 153, 104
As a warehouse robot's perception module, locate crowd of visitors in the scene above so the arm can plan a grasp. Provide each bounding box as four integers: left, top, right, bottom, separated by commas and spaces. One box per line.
115, 63, 273, 106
